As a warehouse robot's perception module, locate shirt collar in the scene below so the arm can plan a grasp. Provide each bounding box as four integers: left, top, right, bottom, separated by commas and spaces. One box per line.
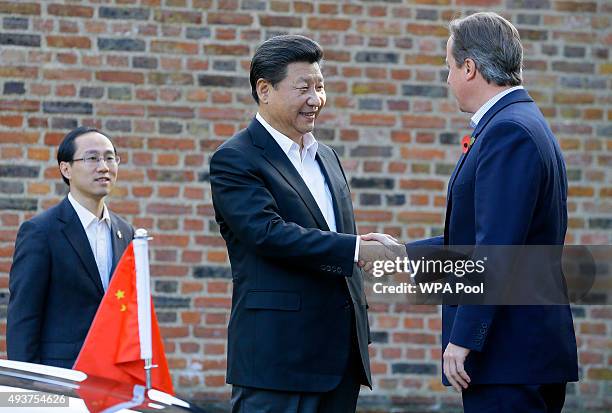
255, 113, 318, 160
470, 85, 524, 128
68, 192, 110, 229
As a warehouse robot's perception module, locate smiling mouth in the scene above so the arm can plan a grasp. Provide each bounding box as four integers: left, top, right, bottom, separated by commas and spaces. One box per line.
95, 177, 111, 183
299, 111, 317, 119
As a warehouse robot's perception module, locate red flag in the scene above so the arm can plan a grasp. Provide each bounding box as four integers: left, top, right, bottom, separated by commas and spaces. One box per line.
74, 242, 174, 395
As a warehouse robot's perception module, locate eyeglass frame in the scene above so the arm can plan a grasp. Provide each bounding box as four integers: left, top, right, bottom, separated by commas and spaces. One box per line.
70, 151, 121, 166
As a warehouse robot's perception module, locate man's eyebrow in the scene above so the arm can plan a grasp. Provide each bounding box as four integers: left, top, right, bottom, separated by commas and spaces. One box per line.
295, 75, 324, 84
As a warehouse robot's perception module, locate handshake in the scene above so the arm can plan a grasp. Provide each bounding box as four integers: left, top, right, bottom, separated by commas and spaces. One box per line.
357, 233, 408, 275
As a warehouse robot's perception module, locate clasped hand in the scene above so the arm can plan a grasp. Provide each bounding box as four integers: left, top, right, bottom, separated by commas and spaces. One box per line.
357, 232, 408, 275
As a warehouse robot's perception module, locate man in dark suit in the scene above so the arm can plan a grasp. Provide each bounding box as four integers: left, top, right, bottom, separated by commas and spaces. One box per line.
7, 127, 133, 369
210, 35, 398, 412
366, 12, 578, 413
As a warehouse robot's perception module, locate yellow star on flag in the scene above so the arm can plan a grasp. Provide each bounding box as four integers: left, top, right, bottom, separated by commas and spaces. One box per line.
120, 304, 127, 312
115, 290, 125, 300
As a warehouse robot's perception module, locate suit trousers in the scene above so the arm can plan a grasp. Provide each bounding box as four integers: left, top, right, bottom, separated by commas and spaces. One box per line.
462, 383, 567, 413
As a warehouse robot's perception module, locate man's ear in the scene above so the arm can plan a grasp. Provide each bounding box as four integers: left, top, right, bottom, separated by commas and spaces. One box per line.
256, 78, 271, 104
59, 162, 71, 182
464, 58, 477, 81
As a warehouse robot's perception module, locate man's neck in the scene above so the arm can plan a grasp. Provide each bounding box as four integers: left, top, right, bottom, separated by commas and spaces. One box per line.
471, 85, 514, 114
70, 191, 105, 219
257, 110, 304, 149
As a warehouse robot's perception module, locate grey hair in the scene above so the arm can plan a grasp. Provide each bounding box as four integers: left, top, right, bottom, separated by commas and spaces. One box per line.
449, 12, 523, 86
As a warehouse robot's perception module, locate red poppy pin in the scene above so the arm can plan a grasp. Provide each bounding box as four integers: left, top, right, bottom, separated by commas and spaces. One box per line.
461, 135, 475, 154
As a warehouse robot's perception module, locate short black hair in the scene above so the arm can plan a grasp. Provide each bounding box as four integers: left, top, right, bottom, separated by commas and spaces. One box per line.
249, 35, 323, 104
57, 126, 115, 186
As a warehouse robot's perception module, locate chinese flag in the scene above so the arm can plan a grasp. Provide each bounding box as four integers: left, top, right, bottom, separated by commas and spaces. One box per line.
74, 242, 174, 395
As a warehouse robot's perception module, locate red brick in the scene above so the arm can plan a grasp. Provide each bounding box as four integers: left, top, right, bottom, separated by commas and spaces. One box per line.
107, 201, 140, 215
204, 375, 226, 387
393, 332, 437, 344
0, 100, 39, 112
307, 18, 351, 31
400, 147, 445, 160
0, 116, 22, 128
148, 106, 194, 119
0, 2, 40, 15
352, 82, 396, 95
354, 210, 393, 222
47, 3, 93, 17
0, 66, 38, 79
181, 311, 201, 325
0, 132, 38, 144
207, 12, 252, 25
350, 114, 396, 127
46, 36, 91, 49
154, 10, 202, 24
398, 211, 443, 224
203, 44, 249, 56
402, 115, 446, 129
259, 15, 302, 28
204, 343, 225, 355
456, 0, 501, 5
97, 103, 145, 117
400, 179, 444, 191
407, 23, 448, 37
27, 147, 49, 161
569, 186, 594, 197
96, 71, 144, 84
151, 41, 199, 55
160, 326, 189, 338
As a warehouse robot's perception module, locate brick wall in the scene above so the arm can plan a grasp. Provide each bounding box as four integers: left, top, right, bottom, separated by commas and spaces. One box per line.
0, 0, 610, 411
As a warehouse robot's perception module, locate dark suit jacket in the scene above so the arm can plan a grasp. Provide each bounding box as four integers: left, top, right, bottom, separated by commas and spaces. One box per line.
409, 89, 578, 385
7, 196, 133, 369
210, 118, 372, 392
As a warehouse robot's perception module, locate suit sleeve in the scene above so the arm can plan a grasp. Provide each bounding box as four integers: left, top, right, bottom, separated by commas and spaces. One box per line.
210, 147, 357, 277
7, 220, 51, 363
450, 121, 543, 351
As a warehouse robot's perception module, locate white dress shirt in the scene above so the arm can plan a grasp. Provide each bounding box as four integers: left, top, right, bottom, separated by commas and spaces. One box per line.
68, 193, 113, 291
256, 113, 360, 261
470, 85, 524, 128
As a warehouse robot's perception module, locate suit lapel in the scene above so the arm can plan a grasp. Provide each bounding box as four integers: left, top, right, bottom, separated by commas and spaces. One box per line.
109, 213, 129, 279
249, 119, 330, 231
58, 197, 104, 296
316, 149, 346, 234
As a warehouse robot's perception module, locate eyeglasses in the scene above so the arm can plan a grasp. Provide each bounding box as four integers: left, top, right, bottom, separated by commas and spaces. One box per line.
71, 152, 121, 166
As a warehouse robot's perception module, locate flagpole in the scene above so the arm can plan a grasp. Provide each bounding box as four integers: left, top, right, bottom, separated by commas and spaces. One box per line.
133, 228, 157, 389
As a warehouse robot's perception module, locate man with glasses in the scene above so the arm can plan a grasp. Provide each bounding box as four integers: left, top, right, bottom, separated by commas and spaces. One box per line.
7, 126, 134, 368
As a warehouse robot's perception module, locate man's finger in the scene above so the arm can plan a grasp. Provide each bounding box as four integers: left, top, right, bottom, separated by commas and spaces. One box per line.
456, 360, 471, 384
443, 358, 460, 392
452, 359, 468, 389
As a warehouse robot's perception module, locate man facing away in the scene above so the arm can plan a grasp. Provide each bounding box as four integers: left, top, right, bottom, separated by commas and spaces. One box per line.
366, 11, 578, 413
210, 35, 399, 413
7, 127, 134, 368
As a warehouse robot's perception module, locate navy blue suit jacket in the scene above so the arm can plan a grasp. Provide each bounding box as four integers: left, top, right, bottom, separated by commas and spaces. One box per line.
410, 89, 578, 385
210, 118, 372, 392
7, 197, 133, 368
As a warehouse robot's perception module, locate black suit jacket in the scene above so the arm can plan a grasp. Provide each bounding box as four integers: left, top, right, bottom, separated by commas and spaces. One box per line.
210, 118, 372, 392
7, 196, 133, 368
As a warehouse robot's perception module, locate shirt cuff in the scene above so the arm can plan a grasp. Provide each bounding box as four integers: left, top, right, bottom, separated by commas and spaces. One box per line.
354, 235, 360, 263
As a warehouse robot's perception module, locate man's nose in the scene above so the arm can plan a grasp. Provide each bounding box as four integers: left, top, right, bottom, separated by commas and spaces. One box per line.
307, 90, 322, 107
